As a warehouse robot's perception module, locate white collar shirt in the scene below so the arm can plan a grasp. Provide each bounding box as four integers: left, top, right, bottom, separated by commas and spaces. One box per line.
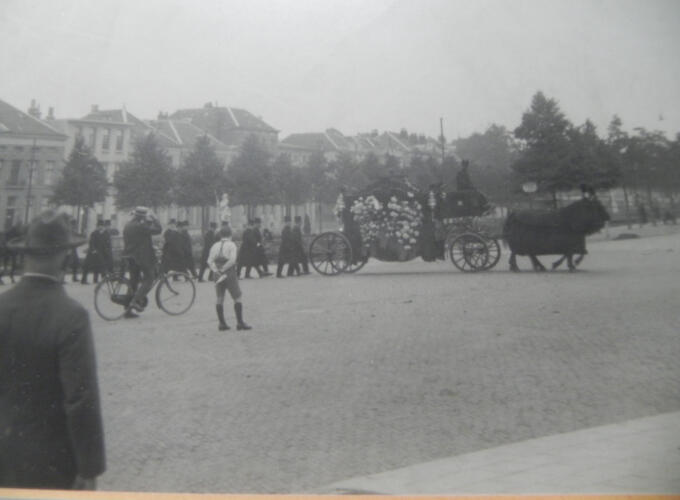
207, 237, 238, 273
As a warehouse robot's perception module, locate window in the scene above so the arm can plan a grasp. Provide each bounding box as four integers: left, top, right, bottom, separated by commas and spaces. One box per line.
102, 129, 110, 150
9, 160, 21, 185
83, 128, 94, 148
45, 161, 56, 185
115, 130, 124, 151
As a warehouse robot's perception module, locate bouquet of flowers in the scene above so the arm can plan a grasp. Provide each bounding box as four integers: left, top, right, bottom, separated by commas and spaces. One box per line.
349, 192, 423, 260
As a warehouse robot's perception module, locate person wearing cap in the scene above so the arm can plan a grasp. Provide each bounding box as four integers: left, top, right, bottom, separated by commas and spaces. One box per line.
207, 226, 251, 331
291, 215, 310, 275
0, 210, 106, 489
122, 206, 162, 315
276, 216, 295, 278
81, 220, 108, 285
198, 221, 218, 282
160, 219, 185, 274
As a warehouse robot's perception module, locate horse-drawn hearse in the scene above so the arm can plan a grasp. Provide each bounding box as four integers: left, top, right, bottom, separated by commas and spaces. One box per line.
307, 175, 502, 275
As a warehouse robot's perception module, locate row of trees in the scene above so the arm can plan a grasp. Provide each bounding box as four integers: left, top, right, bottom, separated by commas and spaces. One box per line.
51, 90, 680, 229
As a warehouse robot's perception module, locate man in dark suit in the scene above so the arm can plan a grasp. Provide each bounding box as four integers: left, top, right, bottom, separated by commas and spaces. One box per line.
160, 219, 185, 273
122, 206, 162, 316
252, 218, 271, 277
198, 221, 218, 282
237, 220, 253, 278
1, 210, 105, 489
179, 221, 198, 279
102, 220, 115, 274
456, 159, 474, 191
291, 215, 310, 275
81, 220, 107, 284
276, 216, 295, 278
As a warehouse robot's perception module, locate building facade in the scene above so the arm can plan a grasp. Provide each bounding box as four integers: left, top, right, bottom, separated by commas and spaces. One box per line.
0, 99, 67, 231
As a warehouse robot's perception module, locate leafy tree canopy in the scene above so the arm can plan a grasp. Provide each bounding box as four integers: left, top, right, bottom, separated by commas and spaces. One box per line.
227, 134, 275, 206
175, 135, 227, 207
113, 133, 174, 210
51, 136, 108, 208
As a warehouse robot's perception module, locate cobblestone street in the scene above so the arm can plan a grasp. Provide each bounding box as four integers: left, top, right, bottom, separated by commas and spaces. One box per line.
63, 229, 680, 493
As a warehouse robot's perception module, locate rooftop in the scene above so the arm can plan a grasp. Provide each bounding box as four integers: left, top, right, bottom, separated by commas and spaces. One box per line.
0, 99, 67, 138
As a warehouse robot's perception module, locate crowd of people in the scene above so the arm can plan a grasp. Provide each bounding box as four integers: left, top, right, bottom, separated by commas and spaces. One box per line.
1, 208, 313, 327
0, 207, 316, 489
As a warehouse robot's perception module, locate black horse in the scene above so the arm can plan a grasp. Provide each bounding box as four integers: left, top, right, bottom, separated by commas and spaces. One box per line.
503, 196, 610, 272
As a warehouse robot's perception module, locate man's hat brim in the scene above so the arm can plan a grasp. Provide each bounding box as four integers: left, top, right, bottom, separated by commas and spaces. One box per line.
7, 235, 87, 254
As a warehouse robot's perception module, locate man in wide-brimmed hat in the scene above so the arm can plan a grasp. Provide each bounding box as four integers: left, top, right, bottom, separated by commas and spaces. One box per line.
0, 209, 105, 489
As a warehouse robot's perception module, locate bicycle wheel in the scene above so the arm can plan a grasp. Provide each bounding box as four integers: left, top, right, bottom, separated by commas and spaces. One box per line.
155, 271, 196, 315
94, 274, 133, 321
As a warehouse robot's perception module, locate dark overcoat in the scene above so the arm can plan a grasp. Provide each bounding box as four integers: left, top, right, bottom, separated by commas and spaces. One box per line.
161, 228, 186, 272
0, 276, 105, 488
291, 225, 307, 264
201, 229, 216, 262
122, 218, 162, 270
238, 228, 258, 267
82, 230, 108, 272
180, 229, 195, 270
101, 230, 114, 271
278, 225, 295, 263
252, 228, 268, 266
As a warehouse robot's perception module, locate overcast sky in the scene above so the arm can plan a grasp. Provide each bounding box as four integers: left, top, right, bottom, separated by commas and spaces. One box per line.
1, 0, 679, 140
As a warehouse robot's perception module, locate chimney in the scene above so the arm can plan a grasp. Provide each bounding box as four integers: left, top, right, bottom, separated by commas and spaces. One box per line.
91, 104, 99, 113
28, 99, 41, 118
47, 107, 55, 120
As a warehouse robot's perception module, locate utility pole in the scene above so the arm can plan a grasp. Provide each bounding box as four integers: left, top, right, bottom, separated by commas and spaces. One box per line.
24, 137, 37, 224
439, 117, 446, 164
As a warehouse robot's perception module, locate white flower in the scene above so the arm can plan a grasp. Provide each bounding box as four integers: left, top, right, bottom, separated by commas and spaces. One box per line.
410, 238, 417, 243
404, 244, 411, 250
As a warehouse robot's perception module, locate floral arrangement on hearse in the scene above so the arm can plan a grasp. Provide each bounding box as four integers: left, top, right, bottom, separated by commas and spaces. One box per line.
335, 190, 424, 261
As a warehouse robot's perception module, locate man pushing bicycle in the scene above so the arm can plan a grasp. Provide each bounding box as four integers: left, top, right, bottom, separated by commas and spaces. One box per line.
122, 207, 162, 318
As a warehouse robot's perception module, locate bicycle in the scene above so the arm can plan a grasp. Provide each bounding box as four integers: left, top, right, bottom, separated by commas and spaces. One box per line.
94, 259, 196, 321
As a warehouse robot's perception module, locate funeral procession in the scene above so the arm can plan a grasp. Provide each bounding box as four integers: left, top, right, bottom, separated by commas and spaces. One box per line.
1, 1, 680, 496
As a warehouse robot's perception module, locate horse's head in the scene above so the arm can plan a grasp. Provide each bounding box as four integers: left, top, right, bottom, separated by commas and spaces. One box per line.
563, 196, 610, 235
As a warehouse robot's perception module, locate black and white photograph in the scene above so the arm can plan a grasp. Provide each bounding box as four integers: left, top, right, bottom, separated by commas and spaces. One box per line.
1, 0, 679, 495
